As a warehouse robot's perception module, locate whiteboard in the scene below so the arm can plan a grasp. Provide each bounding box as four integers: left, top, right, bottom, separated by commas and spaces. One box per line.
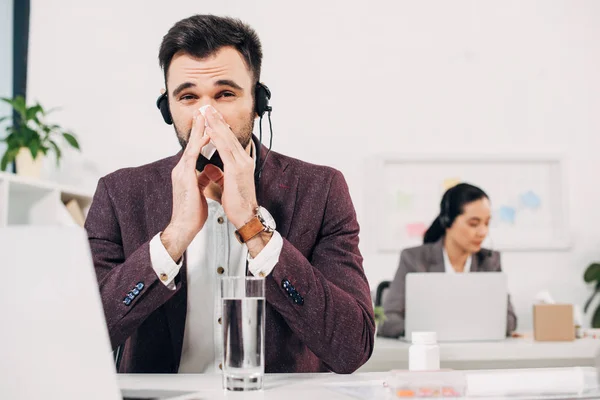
366, 154, 571, 252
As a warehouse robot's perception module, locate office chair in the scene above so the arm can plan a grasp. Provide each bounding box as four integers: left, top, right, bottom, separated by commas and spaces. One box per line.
375, 280, 391, 307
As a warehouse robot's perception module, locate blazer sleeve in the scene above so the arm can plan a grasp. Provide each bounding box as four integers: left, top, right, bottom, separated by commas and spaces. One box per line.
265, 170, 375, 374
85, 177, 181, 350
489, 252, 518, 335
378, 249, 414, 338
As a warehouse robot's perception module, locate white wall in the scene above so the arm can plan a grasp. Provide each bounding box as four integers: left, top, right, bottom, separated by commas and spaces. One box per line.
28, 0, 600, 330
0, 0, 13, 156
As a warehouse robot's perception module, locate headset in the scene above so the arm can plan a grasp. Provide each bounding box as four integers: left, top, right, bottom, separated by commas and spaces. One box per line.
155, 82, 272, 124
439, 185, 493, 258
439, 188, 453, 229
155, 82, 274, 180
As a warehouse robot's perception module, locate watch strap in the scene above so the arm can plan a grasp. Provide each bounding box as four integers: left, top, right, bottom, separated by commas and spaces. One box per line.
234, 216, 265, 244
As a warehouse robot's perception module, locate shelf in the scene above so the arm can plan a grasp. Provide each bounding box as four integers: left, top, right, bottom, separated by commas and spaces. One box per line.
0, 171, 93, 198
7, 181, 57, 225
0, 172, 94, 227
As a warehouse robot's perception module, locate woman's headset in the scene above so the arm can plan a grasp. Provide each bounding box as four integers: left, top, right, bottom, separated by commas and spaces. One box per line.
440, 185, 493, 258
439, 188, 453, 229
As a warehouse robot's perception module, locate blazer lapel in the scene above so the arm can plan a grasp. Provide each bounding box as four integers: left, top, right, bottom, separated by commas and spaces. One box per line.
471, 250, 493, 272
253, 136, 296, 239
427, 239, 445, 273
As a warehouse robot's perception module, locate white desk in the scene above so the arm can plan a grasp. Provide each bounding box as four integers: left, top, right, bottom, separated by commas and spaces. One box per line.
358, 337, 600, 372
118, 371, 600, 400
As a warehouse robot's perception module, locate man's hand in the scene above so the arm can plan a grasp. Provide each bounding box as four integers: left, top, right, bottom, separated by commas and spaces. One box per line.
161, 110, 213, 262
202, 106, 258, 229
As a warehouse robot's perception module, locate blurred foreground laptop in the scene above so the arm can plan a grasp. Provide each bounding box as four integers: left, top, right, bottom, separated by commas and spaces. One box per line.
0, 226, 193, 400
404, 272, 508, 342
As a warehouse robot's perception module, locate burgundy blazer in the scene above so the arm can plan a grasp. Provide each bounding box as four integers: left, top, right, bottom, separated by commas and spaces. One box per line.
84, 138, 375, 374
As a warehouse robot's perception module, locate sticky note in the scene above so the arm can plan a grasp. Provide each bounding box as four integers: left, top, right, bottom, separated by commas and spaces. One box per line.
443, 178, 461, 191
406, 223, 427, 238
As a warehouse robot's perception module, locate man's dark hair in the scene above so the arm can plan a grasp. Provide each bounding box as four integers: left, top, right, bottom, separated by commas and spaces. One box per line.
158, 15, 262, 88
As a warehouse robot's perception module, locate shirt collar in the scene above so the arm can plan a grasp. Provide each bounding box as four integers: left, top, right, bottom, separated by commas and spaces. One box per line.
443, 248, 472, 273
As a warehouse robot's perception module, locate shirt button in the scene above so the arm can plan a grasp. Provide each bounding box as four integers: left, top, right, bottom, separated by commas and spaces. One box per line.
217, 217, 224, 224
259, 272, 266, 278
218, 317, 222, 324
217, 266, 225, 275
219, 363, 223, 370
159, 273, 168, 282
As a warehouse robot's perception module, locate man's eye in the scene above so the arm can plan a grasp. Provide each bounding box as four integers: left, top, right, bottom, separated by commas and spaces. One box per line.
180, 94, 196, 101
217, 91, 235, 99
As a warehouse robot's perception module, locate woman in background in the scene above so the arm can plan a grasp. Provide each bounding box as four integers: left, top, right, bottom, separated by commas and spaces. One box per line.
378, 183, 517, 338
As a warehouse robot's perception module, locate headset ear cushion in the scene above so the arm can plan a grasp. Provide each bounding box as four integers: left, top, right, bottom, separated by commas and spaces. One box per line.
156, 93, 173, 125
254, 83, 272, 117
439, 215, 449, 229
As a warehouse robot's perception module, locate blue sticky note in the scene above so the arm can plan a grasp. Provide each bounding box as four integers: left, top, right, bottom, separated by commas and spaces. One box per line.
498, 206, 516, 224
520, 191, 541, 209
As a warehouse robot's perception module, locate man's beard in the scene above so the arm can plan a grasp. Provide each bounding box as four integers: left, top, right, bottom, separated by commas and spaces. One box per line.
175, 113, 255, 151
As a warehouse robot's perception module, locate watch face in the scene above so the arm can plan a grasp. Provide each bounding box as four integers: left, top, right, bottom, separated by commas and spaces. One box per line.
257, 206, 276, 231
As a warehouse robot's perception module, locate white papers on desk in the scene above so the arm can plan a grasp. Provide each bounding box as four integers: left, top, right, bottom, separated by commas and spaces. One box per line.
466, 367, 597, 397
323, 380, 387, 400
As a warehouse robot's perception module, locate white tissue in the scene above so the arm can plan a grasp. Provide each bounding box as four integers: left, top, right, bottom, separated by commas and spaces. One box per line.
535, 290, 582, 329
534, 290, 555, 304
466, 367, 591, 397
198, 105, 216, 160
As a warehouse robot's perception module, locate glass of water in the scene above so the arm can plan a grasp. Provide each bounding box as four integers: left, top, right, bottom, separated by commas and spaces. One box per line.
220, 276, 265, 391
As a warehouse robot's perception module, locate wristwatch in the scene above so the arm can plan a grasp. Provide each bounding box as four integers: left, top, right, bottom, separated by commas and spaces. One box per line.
234, 206, 276, 244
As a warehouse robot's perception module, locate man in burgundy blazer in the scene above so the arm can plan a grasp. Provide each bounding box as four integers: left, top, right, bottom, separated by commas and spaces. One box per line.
85, 15, 374, 374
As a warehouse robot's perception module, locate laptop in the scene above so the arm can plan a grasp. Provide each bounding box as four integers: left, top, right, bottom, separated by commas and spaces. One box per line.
0, 226, 194, 400
404, 272, 508, 342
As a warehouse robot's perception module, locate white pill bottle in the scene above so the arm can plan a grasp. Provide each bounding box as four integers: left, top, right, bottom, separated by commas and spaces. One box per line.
408, 332, 440, 371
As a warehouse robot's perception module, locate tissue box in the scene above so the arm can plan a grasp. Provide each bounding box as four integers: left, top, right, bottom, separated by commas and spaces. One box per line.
533, 304, 575, 341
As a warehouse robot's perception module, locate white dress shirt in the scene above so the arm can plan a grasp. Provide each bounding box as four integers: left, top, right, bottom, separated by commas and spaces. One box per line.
147, 163, 283, 372
442, 248, 472, 274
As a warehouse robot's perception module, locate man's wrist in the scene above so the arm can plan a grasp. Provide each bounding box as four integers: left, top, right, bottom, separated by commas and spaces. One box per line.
160, 226, 187, 263
246, 231, 273, 258
233, 203, 258, 229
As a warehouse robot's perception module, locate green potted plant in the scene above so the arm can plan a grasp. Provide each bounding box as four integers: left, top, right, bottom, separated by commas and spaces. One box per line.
584, 262, 600, 328
0, 96, 80, 177
374, 305, 387, 332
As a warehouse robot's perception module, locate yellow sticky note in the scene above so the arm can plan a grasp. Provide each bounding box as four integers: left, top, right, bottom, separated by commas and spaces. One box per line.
443, 178, 461, 191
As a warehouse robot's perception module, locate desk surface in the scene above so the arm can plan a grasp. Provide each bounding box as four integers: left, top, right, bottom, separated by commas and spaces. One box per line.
358, 337, 600, 372
118, 370, 600, 400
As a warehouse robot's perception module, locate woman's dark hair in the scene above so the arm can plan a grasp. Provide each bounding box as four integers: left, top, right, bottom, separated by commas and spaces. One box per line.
158, 15, 263, 86
423, 183, 489, 244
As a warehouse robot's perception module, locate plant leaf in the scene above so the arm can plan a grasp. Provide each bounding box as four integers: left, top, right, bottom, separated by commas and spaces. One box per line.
0, 151, 10, 171
0, 115, 11, 124
0, 97, 19, 109
593, 305, 600, 329
5, 96, 27, 120
1, 148, 19, 171
26, 104, 44, 122
49, 140, 61, 166
584, 282, 600, 313
63, 132, 80, 150
584, 263, 600, 283
44, 106, 61, 115
30, 140, 40, 159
